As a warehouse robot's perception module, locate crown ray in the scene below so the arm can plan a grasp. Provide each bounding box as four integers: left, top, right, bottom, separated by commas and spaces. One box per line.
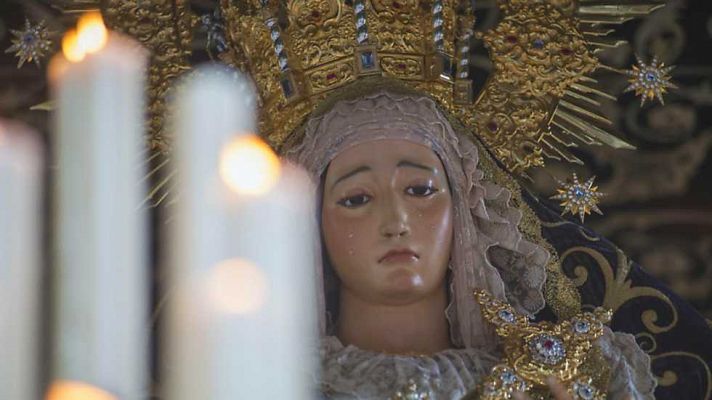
569, 83, 618, 101
563, 90, 602, 107
553, 109, 636, 150
577, 4, 665, 17
558, 99, 614, 126
551, 120, 601, 146
541, 138, 584, 164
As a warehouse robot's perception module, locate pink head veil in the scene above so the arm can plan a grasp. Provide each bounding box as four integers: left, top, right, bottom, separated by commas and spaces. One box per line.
284, 90, 549, 350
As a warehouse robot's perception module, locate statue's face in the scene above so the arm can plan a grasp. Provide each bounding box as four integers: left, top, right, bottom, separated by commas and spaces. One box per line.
321, 139, 453, 305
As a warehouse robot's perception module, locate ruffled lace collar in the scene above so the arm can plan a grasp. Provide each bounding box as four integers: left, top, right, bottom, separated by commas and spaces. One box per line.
319, 336, 500, 399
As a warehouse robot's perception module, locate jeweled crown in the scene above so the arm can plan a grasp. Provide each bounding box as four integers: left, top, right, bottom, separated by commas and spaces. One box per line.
219, 0, 667, 173
221, 0, 476, 148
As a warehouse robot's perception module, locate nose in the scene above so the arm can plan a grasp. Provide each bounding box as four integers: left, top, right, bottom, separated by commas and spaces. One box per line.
379, 195, 410, 238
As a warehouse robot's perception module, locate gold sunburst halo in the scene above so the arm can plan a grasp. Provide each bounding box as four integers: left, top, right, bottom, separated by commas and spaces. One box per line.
550, 173, 605, 223
624, 56, 677, 107
5, 19, 55, 68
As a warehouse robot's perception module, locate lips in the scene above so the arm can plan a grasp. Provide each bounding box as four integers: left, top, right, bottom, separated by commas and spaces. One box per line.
379, 248, 420, 264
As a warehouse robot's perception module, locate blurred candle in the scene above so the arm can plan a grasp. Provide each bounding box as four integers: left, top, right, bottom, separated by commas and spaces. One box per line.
0, 120, 43, 400
166, 65, 317, 400
48, 12, 148, 399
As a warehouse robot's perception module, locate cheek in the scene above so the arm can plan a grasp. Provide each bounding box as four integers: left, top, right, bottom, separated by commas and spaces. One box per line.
414, 198, 452, 241
412, 197, 453, 264
321, 205, 377, 266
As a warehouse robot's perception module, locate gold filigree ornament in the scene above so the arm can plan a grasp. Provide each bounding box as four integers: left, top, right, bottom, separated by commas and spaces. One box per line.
472, 290, 612, 399
54, 0, 672, 207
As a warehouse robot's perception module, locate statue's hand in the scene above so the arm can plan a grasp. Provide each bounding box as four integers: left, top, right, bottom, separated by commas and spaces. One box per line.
513, 377, 572, 400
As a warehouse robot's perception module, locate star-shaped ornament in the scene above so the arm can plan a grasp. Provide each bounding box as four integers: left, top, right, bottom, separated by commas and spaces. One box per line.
550, 173, 605, 223
624, 56, 677, 107
5, 19, 55, 68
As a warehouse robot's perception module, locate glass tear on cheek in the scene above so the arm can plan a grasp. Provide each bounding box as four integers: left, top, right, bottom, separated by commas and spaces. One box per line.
348, 248, 355, 256
347, 232, 354, 239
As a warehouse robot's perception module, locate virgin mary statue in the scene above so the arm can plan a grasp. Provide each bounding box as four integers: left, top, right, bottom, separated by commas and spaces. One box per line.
98, 0, 712, 398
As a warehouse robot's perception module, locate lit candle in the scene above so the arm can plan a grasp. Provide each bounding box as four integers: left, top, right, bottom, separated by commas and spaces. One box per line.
165, 66, 317, 399
48, 12, 148, 399
0, 120, 43, 400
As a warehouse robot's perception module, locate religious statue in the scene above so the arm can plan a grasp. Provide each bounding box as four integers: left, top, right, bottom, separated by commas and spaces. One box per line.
85, 0, 711, 398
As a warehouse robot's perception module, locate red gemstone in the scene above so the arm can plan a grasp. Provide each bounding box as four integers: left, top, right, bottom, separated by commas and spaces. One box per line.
506, 35, 518, 44
561, 47, 573, 56
393, 1, 402, 9
326, 73, 337, 80
311, 10, 322, 18
543, 339, 555, 350
487, 121, 498, 132
396, 63, 407, 70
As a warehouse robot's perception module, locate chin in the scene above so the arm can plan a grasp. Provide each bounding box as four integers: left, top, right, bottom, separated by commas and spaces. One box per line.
379, 268, 427, 302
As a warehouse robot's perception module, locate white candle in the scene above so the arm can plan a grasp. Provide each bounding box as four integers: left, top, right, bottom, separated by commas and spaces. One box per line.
166, 66, 317, 400
0, 120, 43, 400
48, 12, 149, 399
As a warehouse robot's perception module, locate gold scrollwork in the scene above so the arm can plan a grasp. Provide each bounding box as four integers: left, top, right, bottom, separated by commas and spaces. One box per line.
560, 246, 679, 334
651, 352, 711, 398
380, 56, 423, 79
309, 62, 355, 93
634, 332, 657, 353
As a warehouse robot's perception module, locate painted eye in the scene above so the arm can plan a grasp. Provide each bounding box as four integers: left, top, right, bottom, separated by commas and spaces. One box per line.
338, 194, 371, 208
406, 185, 438, 197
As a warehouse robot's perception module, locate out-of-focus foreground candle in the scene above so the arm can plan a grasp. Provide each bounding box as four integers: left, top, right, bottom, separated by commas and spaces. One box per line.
0, 120, 43, 400
48, 12, 148, 399
165, 66, 317, 399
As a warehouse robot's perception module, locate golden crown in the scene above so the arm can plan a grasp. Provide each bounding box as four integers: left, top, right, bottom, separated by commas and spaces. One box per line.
216, 0, 667, 172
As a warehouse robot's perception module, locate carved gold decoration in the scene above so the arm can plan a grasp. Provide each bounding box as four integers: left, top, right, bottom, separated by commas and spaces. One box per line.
103, 0, 195, 154
561, 246, 679, 334
474, 290, 611, 399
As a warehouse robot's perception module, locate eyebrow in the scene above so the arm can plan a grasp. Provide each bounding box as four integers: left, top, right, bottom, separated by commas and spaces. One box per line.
330, 159, 437, 191
397, 160, 436, 173
331, 165, 372, 190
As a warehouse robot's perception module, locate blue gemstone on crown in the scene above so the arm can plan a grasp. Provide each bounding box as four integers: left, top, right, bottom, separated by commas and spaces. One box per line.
360, 51, 375, 69
280, 77, 294, 98
533, 38, 545, 49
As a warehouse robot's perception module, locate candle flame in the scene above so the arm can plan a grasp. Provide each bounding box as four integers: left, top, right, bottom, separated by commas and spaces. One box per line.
207, 259, 268, 314
62, 12, 108, 62
62, 29, 85, 63
46, 381, 117, 400
219, 134, 281, 195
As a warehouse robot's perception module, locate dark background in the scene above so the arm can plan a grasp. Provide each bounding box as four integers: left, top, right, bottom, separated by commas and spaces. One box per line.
1, 0, 710, 321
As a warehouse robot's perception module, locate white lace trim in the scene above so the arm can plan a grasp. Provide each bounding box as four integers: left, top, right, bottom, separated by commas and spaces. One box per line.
319, 336, 499, 399
599, 329, 657, 400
